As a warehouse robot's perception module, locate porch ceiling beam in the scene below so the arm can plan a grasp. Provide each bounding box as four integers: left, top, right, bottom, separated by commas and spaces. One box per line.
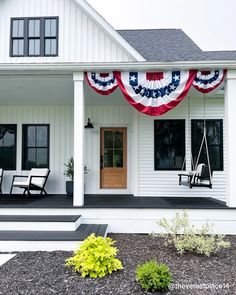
0, 60, 236, 73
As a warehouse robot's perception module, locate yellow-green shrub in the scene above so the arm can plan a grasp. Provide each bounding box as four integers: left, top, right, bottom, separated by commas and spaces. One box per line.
66, 234, 123, 278
154, 210, 231, 256
136, 260, 172, 292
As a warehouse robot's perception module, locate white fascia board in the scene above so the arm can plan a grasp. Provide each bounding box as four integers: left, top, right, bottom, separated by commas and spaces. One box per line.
74, 0, 146, 62
0, 60, 236, 74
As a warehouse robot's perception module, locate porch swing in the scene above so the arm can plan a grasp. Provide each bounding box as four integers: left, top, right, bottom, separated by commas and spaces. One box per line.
178, 94, 213, 189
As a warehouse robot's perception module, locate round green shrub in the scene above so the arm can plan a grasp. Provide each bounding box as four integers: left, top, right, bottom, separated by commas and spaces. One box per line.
136, 260, 172, 292
66, 234, 123, 278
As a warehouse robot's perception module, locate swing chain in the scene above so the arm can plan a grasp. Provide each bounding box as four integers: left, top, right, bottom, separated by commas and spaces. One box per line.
194, 94, 212, 184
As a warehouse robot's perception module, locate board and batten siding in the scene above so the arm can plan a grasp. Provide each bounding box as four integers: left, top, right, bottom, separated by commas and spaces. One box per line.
138, 96, 226, 201
0, 105, 73, 194
84, 104, 134, 194
0, 0, 135, 63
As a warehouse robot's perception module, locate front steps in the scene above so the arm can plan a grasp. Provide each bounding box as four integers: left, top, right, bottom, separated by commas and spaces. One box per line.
0, 215, 108, 251
0, 215, 82, 231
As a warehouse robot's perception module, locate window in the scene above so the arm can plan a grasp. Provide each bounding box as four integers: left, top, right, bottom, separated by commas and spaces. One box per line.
0, 125, 17, 170
28, 19, 41, 56
44, 18, 58, 56
10, 17, 58, 57
154, 120, 185, 170
11, 19, 24, 56
22, 125, 49, 170
191, 119, 223, 171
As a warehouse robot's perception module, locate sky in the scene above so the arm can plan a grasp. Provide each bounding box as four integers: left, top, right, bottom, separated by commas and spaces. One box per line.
86, 0, 236, 51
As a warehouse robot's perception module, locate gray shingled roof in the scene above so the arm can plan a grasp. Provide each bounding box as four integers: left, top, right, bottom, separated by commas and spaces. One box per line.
117, 29, 236, 62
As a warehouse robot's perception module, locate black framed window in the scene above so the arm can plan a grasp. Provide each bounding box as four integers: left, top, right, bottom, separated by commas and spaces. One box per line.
44, 18, 58, 56
154, 120, 185, 170
10, 17, 58, 57
28, 19, 41, 56
11, 19, 24, 56
22, 125, 49, 170
191, 119, 223, 171
0, 125, 17, 170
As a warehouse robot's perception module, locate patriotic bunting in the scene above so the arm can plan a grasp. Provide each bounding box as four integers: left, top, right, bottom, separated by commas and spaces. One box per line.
85, 69, 226, 116
193, 70, 226, 93
115, 71, 197, 116
85, 72, 118, 95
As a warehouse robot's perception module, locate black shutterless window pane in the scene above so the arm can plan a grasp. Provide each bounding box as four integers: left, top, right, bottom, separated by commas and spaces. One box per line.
45, 19, 57, 37
28, 39, 40, 55
0, 125, 16, 170
45, 39, 57, 55
36, 126, 47, 146
12, 39, 24, 56
23, 125, 49, 170
154, 120, 185, 170
27, 126, 36, 147
191, 120, 223, 171
28, 19, 40, 37
12, 19, 24, 37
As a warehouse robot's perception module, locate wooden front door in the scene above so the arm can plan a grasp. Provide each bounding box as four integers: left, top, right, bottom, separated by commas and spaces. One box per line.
100, 128, 127, 189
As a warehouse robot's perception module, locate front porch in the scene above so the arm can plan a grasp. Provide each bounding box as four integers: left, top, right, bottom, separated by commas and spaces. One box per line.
0, 194, 229, 209
0, 194, 235, 242
0, 69, 236, 209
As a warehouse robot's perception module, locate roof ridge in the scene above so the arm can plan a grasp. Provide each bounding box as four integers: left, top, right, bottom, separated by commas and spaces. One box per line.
117, 28, 182, 32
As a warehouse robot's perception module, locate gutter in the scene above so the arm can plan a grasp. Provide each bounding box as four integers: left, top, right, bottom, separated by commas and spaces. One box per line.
0, 60, 235, 73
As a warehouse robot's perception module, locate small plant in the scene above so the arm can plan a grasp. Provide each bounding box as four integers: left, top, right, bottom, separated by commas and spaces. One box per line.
64, 157, 74, 180
136, 260, 172, 292
154, 210, 231, 256
66, 234, 123, 278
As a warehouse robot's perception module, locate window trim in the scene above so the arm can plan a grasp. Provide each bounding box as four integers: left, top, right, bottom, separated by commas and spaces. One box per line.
22, 124, 50, 170
0, 124, 17, 170
10, 17, 59, 57
154, 119, 186, 171
191, 119, 223, 171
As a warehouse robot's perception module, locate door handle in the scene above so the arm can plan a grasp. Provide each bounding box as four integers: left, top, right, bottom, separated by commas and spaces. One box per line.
100, 155, 103, 169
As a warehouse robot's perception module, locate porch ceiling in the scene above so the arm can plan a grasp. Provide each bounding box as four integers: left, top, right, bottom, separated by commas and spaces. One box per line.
0, 74, 224, 106
0, 75, 74, 105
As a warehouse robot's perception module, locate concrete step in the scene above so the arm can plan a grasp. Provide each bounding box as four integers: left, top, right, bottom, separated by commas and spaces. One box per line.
0, 223, 108, 251
0, 215, 82, 231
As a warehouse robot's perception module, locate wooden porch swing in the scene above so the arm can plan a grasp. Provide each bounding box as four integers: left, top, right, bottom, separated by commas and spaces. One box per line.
178, 95, 213, 189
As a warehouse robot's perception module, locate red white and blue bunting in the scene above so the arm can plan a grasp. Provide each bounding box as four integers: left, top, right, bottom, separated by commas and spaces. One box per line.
115, 71, 196, 116
85, 69, 226, 116
192, 70, 226, 93
85, 72, 118, 95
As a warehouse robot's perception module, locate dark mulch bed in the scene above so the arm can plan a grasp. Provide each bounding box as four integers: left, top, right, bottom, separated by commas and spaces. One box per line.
0, 234, 235, 295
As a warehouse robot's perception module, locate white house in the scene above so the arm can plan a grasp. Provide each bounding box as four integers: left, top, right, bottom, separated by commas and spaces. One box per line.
0, 0, 235, 251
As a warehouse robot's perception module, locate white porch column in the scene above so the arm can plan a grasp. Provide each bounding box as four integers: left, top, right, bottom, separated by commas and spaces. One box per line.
73, 72, 85, 206
225, 70, 236, 207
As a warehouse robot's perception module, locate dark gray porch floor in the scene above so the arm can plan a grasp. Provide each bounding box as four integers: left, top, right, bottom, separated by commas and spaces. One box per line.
0, 194, 229, 209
